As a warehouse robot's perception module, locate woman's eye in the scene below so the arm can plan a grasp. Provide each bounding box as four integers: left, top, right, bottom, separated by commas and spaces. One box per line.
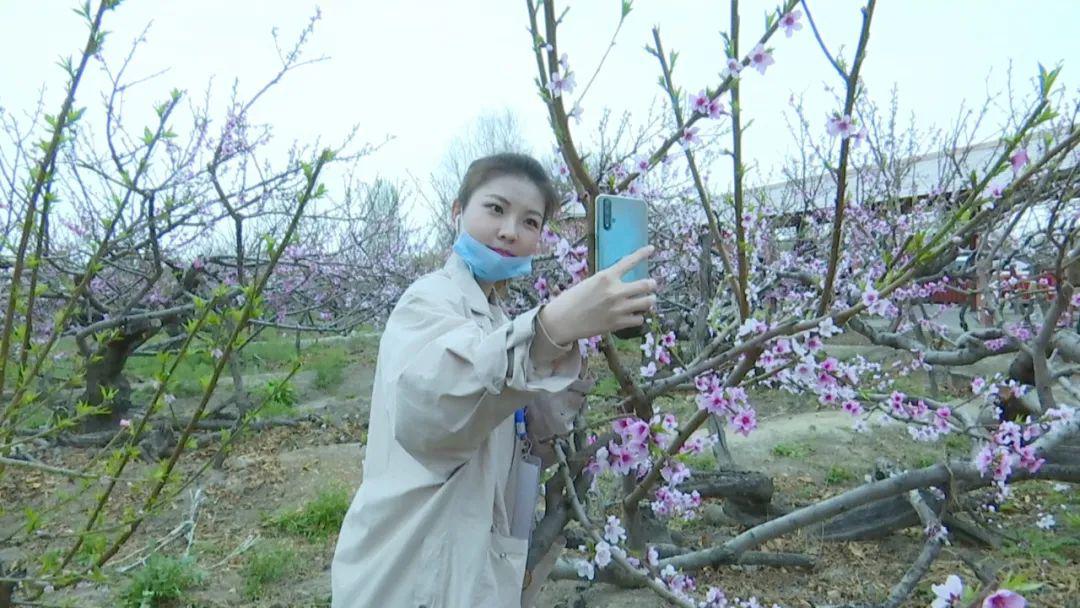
487, 204, 503, 214
525, 219, 540, 229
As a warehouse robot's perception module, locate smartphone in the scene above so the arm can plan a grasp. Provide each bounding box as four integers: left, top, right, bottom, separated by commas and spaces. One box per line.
594, 194, 649, 339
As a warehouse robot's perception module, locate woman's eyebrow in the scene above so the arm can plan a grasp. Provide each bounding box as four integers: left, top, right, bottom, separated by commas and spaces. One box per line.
488, 194, 543, 218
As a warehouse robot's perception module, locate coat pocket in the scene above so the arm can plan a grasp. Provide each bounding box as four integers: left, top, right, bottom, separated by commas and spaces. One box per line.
481, 530, 529, 607
413, 530, 449, 607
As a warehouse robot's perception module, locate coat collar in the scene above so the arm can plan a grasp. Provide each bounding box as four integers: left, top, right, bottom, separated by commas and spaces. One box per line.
445, 252, 496, 317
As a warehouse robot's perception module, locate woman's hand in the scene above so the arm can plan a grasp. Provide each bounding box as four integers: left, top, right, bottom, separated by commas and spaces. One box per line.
538, 245, 657, 345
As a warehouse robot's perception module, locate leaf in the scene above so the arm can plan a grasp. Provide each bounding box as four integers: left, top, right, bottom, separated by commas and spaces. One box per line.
1033, 106, 1059, 127
24, 507, 41, 534
621, 0, 633, 19
72, 1, 91, 20
1038, 62, 1061, 97
142, 126, 155, 145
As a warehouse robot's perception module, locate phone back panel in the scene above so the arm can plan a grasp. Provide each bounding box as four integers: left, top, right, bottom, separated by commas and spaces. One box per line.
595, 195, 648, 282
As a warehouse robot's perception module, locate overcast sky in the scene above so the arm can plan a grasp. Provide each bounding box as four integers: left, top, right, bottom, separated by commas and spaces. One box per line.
2, 1, 1077, 225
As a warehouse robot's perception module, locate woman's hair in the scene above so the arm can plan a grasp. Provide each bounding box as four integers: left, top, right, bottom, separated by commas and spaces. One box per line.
456, 153, 560, 222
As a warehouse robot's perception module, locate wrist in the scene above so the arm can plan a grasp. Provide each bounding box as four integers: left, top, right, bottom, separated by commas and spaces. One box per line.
538, 304, 574, 347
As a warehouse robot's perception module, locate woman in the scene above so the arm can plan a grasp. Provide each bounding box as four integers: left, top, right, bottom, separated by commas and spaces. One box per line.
331, 153, 656, 607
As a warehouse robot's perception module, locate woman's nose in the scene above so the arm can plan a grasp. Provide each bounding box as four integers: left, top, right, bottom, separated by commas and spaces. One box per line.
498, 221, 517, 242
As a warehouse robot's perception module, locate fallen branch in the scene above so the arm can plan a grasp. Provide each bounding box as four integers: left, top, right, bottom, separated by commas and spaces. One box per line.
114, 487, 204, 573
880, 490, 946, 608
208, 533, 260, 569
659, 459, 1080, 573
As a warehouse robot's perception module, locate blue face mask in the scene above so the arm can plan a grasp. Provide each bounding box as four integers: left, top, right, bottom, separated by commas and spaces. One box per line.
452, 229, 533, 283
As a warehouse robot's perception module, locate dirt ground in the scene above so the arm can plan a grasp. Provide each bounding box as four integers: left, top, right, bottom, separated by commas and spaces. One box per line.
2, 333, 1078, 607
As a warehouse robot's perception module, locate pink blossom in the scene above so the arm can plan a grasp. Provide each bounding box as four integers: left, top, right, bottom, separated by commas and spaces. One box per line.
703, 588, 728, 607
842, 400, 863, 416
575, 559, 595, 580
661, 331, 677, 348
817, 317, 840, 337
593, 540, 612, 568
974, 444, 996, 475
826, 115, 853, 138
970, 377, 986, 395
737, 317, 767, 338
772, 338, 791, 355
547, 69, 576, 98
725, 57, 742, 77
934, 407, 952, 430
793, 360, 815, 381
608, 443, 636, 475
578, 335, 601, 358
661, 462, 691, 486
612, 417, 634, 435
851, 125, 869, 148
780, 9, 803, 37
931, 575, 963, 608
1009, 148, 1029, 174
708, 98, 726, 119
587, 447, 609, 476
748, 44, 774, 74
818, 389, 839, 407
861, 283, 880, 307
603, 515, 627, 545
119, 418, 132, 429
691, 90, 711, 115
641, 332, 655, 357
1016, 445, 1045, 473
655, 347, 672, 366
633, 154, 651, 173
567, 103, 584, 124
641, 361, 657, 378
681, 126, 701, 146
730, 407, 757, 436
534, 276, 550, 299
982, 590, 1026, 608
993, 451, 1013, 480
925, 522, 949, 543
698, 391, 730, 415
821, 357, 839, 374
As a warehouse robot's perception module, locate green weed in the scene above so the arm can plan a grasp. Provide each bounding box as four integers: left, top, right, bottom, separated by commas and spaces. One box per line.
309, 347, 348, 391
268, 485, 350, 540
771, 442, 812, 458
825, 465, 855, 485
242, 541, 296, 599
119, 554, 202, 608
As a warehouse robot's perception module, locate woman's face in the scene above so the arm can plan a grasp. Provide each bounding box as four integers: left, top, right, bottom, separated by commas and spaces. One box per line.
453, 174, 546, 258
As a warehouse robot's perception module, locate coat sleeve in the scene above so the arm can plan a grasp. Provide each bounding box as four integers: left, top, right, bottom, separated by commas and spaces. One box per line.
525, 377, 595, 469
386, 283, 581, 469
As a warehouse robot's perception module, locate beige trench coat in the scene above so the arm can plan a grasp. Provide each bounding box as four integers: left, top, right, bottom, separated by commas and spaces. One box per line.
331, 253, 583, 608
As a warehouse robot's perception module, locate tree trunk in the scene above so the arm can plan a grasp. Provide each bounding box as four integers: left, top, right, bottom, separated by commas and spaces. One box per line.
79, 319, 159, 432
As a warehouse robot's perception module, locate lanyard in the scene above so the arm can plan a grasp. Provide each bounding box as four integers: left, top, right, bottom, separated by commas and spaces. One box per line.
514, 407, 527, 440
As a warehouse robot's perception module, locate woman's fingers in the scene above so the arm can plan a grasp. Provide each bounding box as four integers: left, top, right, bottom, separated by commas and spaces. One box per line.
607, 245, 655, 277
615, 314, 645, 329
620, 277, 658, 298
617, 293, 655, 314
